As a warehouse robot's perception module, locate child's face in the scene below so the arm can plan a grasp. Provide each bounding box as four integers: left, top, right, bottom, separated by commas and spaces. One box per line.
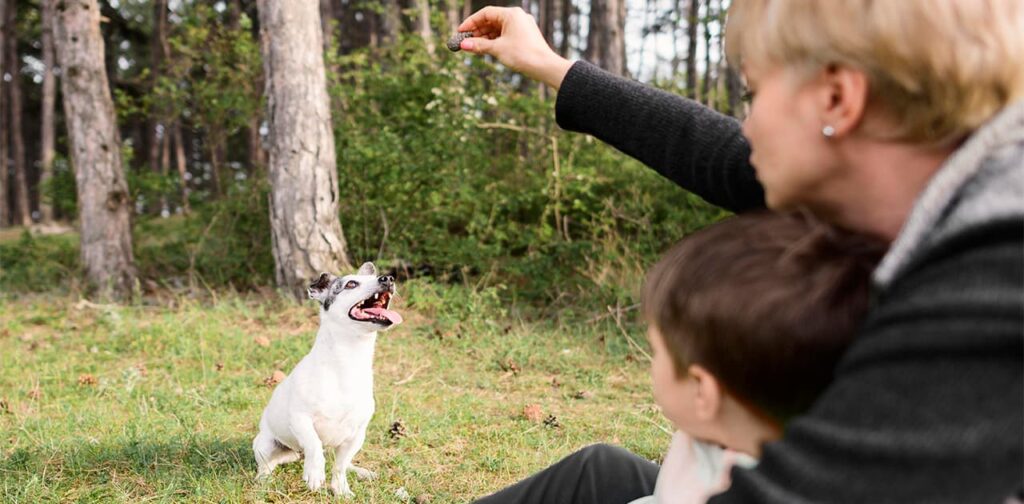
648, 325, 784, 456
648, 326, 720, 443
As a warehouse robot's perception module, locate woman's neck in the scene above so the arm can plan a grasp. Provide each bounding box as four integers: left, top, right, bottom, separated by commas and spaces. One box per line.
823, 139, 958, 242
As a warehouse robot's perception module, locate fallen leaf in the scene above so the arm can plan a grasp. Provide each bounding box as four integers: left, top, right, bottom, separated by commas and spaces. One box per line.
215, 362, 225, 371
415, 494, 432, 504
550, 377, 562, 388
499, 358, 521, 375
78, 374, 97, 386
254, 336, 270, 347
264, 370, 286, 387
523, 404, 543, 423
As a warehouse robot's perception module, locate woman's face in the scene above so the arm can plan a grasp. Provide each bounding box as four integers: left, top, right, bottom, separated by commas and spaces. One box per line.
741, 66, 840, 210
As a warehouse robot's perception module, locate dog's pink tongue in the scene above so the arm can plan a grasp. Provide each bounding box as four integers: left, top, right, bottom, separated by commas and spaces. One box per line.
364, 307, 403, 324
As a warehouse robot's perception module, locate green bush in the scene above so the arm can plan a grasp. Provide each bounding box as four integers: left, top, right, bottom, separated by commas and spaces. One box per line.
0, 231, 80, 292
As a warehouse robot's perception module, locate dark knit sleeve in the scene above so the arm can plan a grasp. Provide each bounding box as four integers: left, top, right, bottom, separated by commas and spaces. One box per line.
710, 221, 1024, 504
555, 60, 765, 213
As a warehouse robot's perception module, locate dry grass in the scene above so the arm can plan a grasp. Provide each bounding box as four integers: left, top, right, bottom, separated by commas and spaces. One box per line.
0, 285, 668, 503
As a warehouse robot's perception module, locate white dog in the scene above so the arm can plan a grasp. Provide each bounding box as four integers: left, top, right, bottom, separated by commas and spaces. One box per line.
253, 262, 402, 497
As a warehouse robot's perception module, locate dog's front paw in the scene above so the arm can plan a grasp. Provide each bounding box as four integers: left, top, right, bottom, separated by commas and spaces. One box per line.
350, 465, 377, 480
330, 476, 355, 499
303, 459, 327, 491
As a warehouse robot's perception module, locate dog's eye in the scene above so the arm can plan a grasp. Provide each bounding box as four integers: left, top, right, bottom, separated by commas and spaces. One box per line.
344, 280, 359, 289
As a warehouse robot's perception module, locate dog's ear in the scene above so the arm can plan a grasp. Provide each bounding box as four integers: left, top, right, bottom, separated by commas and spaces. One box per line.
307, 272, 332, 304
357, 262, 377, 276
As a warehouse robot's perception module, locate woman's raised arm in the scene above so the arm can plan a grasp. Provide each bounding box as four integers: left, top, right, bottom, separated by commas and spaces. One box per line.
457, 6, 764, 212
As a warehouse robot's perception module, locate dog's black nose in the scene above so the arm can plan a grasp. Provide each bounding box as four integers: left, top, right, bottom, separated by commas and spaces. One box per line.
378, 275, 394, 286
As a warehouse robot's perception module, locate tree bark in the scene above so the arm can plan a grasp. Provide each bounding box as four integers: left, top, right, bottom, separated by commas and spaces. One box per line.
558, 0, 571, 57
6, 0, 31, 226
584, 0, 626, 76
414, 0, 436, 56
539, 0, 554, 47
247, 116, 265, 174
54, 0, 137, 299
208, 129, 225, 197
172, 122, 190, 214
319, 0, 335, 56
227, 2, 267, 175
445, 0, 460, 34
701, 0, 712, 107
148, 0, 169, 184
40, 0, 58, 223
0, 0, 8, 227
685, 0, 699, 100
671, 0, 680, 79
379, 0, 401, 47
257, 0, 352, 297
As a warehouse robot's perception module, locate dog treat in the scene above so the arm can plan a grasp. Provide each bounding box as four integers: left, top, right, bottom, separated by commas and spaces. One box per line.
447, 31, 473, 52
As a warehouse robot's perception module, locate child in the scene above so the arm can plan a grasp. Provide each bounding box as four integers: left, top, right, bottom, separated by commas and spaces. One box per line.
638, 211, 885, 503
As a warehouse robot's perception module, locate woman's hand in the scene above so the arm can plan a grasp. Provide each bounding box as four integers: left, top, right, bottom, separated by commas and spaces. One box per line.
457, 6, 574, 90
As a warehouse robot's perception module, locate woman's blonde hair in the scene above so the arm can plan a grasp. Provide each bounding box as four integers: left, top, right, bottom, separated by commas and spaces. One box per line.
725, 0, 1024, 144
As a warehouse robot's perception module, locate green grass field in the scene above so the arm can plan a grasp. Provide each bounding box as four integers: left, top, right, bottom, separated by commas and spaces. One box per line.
0, 280, 668, 503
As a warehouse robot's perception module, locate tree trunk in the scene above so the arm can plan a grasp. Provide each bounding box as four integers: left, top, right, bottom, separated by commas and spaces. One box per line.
0, 0, 8, 227
172, 122, 190, 214
558, 0, 571, 57
40, 0, 58, 223
247, 116, 265, 175
584, 0, 626, 76
257, 0, 352, 297
149, 0, 169, 184
379, 0, 401, 47
671, 0, 680, 79
445, 0, 460, 34
685, 0, 699, 100
414, 0, 436, 56
320, 0, 335, 56
539, 0, 554, 46
227, 2, 267, 176
159, 123, 170, 214
54, 0, 137, 299
208, 130, 224, 197
6, 0, 31, 226
701, 0, 712, 107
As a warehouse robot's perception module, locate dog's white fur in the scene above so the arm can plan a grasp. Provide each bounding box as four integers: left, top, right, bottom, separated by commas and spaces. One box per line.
253, 262, 400, 497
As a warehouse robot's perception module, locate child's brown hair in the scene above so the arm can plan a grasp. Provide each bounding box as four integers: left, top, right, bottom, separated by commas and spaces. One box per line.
643, 211, 886, 422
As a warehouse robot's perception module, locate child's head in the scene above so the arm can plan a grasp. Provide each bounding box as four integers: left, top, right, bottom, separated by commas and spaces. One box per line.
643, 211, 884, 455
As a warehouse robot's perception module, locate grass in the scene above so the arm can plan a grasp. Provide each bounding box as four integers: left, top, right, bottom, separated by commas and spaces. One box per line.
0, 280, 669, 503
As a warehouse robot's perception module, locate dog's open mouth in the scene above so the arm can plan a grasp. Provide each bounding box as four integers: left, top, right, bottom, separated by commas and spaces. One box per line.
349, 290, 403, 326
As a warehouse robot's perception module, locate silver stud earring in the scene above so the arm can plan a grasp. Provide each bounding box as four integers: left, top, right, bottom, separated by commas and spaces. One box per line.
822, 125, 836, 138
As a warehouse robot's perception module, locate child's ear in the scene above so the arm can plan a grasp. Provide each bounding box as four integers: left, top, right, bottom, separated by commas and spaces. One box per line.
687, 364, 723, 421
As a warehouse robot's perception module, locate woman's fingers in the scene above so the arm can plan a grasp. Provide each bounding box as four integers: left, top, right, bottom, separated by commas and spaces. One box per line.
458, 6, 511, 33
454, 5, 570, 89
459, 36, 496, 55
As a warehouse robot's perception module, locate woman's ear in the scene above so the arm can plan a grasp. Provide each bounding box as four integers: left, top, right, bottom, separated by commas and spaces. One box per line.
687, 364, 723, 422
817, 64, 869, 138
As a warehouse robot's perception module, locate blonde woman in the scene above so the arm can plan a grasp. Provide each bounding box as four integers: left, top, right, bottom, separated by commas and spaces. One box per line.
458, 1, 1024, 502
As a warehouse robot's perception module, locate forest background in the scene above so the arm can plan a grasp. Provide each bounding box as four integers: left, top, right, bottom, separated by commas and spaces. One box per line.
0, 0, 743, 501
